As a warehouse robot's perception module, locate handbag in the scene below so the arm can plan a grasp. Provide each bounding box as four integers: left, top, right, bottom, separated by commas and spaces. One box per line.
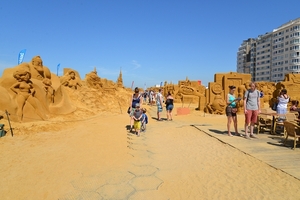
226, 106, 237, 113
127, 107, 131, 114
272, 103, 278, 111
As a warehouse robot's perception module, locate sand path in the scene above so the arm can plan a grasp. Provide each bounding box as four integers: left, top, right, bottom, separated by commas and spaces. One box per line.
1, 104, 300, 199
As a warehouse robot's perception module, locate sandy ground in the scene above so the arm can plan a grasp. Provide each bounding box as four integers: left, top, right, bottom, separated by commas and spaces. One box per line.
1, 103, 300, 200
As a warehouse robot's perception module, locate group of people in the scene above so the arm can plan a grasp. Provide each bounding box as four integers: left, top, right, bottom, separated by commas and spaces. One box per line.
128, 87, 174, 136
226, 82, 299, 139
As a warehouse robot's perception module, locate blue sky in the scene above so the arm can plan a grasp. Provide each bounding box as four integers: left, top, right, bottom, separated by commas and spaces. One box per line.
1, 0, 300, 88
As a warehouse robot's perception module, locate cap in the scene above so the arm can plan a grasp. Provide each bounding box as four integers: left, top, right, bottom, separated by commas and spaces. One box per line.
135, 103, 140, 107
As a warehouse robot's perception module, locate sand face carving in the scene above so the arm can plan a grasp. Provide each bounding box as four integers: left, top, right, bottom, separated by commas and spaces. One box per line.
10, 70, 46, 121
29, 56, 51, 81
61, 70, 82, 89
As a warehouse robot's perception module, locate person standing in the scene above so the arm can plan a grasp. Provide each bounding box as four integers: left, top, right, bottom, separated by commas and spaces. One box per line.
165, 91, 174, 121
244, 82, 260, 139
156, 88, 164, 121
129, 87, 143, 131
226, 86, 241, 136
276, 88, 289, 122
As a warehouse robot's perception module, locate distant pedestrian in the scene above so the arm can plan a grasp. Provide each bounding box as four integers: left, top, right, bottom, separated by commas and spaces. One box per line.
244, 82, 260, 139
156, 89, 164, 121
165, 91, 174, 121
143, 91, 148, 104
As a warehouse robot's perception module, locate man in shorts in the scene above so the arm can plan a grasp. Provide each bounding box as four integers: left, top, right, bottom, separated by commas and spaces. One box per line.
244, 82, 261, 139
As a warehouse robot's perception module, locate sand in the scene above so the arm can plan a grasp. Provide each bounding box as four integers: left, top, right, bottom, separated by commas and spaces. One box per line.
1, 103, 300, 200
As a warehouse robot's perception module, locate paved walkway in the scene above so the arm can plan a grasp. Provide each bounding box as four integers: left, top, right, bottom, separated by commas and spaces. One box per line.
193, 123, 300, 180
147, 104, 300, 180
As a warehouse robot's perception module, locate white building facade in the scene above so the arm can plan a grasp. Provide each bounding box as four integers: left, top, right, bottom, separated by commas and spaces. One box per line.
237, 18, 300, 82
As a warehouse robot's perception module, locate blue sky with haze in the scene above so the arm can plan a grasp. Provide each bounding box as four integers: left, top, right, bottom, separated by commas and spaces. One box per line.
1, 0, 300, 88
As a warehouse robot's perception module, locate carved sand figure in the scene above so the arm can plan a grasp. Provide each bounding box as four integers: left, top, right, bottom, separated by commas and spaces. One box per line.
10, 70, 46, 121
61, 70, 82, 89
42, 78, 55, 103
85, 70, 103, 89
116, 70, 123, 88
206, 94, 226, 115
28, 56, 51, 80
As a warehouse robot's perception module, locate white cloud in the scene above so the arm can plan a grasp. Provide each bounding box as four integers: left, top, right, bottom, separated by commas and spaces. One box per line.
131, 60, 141, 69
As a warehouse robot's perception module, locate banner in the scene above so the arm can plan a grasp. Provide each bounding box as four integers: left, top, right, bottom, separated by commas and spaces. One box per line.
18, 49, 26, 65
131, 81, 134, 89
57, 63, 60, 76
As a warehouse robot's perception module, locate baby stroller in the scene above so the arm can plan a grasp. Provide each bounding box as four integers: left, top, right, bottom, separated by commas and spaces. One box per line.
141, 113, 148, 132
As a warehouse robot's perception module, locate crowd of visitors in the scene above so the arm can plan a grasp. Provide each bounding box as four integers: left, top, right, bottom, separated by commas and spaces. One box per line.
129, 82, 299, 139
128, 88, 175, 136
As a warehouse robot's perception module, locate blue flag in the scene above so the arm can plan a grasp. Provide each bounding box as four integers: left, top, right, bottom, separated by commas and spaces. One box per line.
57, 63, 61, 76
160, 82, 163, 87
18, 49, 26, 65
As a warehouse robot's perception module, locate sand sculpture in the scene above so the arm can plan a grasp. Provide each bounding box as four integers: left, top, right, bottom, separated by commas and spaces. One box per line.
10, 69, 47, 121
85, 68, 117, 94
61, 70, 82, 89
204, 72, 252, 114
85, 68, 103, 90
117, 70, 124, 88
203, 72, 300, 114
152, 77, 206, 109
0, 56, 130, 122
2, 55, 300, 121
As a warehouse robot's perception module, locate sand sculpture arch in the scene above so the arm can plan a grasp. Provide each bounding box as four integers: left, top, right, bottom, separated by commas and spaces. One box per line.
205, 72, 252, 114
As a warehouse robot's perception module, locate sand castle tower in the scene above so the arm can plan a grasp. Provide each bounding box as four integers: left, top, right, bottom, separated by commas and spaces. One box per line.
117, 69, 123, 88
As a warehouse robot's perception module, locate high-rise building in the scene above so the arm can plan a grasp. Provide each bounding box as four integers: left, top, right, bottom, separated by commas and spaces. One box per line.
237, 18, 300, 82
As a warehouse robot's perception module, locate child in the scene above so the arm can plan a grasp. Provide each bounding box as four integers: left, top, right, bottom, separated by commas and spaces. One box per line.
290, 100, 300, 119
290, 100, 299, 111
132, 103, 143, 136
141, 108, 148, 132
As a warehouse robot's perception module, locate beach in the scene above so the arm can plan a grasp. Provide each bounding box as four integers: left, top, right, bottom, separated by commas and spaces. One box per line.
0, 103, 300, 200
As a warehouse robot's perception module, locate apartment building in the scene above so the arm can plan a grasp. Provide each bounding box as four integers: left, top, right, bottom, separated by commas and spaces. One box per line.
237, 18, 300, 82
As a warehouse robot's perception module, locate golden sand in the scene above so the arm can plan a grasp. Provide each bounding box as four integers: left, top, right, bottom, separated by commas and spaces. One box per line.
0, 103, 300, 200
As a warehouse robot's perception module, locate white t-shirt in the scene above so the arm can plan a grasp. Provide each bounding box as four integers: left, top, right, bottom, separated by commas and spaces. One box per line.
277, 96, 289, 109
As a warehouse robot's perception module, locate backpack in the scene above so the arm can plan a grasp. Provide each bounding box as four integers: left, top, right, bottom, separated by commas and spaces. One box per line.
246, 89, 260, 103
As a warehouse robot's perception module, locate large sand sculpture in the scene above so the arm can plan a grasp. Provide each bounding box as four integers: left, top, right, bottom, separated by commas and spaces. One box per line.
161, 72, 300, 115
0, 56, 130, 122
1, 56, 300, 122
